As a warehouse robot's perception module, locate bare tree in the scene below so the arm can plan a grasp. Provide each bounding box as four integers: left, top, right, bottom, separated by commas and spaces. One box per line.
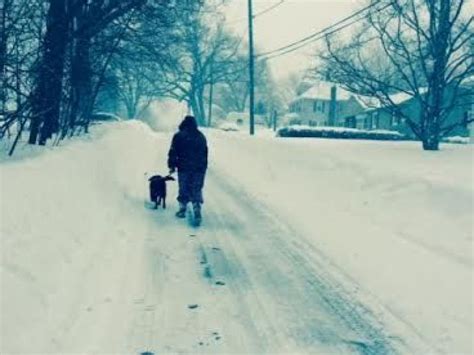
319, 0, 473, 150
101, 1, 186, 119
214, 55, 283, 122
155, 5, 244, 126
1, 0, 44, 138
28, 0, 146, 145
1, 0, 207, 154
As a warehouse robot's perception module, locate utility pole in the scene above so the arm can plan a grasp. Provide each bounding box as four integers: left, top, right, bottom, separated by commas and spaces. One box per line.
272, 110, 278, 131
247, 0, 255, 135
208, 60, 214, 127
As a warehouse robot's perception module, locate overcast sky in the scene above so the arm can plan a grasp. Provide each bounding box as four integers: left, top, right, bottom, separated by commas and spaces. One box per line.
223, 0, 361, 80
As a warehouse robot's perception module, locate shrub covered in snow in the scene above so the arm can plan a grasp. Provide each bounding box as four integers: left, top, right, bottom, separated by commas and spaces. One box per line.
219, 122, 240, 131
442, 136, 470, 144
277, 125, 408, 141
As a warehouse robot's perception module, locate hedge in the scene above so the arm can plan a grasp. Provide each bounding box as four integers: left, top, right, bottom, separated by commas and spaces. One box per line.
277, 125, 408, 141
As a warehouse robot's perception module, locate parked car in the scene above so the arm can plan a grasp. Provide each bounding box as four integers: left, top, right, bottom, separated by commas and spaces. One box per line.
90, 112, 122, 122
219, 122, 240, 132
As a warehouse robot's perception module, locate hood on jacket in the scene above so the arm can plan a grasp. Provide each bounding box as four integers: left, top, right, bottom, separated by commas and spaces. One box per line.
179, 115, 198, 131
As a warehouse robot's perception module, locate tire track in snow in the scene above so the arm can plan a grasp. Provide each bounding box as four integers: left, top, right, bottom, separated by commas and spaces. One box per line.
200, 168, 401, 354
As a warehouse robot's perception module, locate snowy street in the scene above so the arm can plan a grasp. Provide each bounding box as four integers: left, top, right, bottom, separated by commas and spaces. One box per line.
1, 121, 472, 354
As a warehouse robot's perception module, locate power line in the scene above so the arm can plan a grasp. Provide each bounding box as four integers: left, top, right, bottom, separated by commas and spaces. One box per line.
253, 0, 285, 18
257, 1, 389, 59
258, 1, 383, 57
227, 0, 285, 24
260, 13, 372, 61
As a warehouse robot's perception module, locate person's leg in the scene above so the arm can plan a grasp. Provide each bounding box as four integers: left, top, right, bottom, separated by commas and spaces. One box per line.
176, 171, 190, 217
190, 171, 206, 222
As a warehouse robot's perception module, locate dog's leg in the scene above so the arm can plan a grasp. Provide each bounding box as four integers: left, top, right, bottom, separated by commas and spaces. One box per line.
163, 197, 166, 209
157, 197, 162, 209
153, 200, 158, 209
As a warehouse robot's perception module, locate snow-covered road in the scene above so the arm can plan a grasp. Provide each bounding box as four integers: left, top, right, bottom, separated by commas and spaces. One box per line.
47, 169, 398, 354
55, 172, 400, 354
1, 121, 472, 354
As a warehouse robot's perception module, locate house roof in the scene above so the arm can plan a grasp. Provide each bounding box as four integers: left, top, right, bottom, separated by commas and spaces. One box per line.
354, 88, 429, 111
353, 95, 382, 110
291, 80, 431, 110
461, 75, 474, 87
296, 81, 353, 101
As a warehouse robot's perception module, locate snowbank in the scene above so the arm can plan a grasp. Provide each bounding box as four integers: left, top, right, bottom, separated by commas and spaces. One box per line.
0, 121, 169, 352
139, 99, 187, 132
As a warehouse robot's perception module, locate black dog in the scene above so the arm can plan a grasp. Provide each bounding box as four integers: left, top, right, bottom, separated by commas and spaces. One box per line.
148, 175, 175, 209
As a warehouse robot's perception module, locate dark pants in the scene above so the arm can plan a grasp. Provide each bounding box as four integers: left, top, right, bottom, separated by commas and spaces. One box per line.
177, 170, 206, 205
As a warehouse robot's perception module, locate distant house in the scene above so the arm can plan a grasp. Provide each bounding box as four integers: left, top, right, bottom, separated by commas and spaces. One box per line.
289, 79, 473, 139
288, 81, 366, 126
343, 92, 426, 134
353, 84, 473, 138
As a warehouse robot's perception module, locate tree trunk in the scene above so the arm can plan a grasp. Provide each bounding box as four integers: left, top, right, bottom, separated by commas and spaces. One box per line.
29, 0, 69, 145
208, 81, 213, 127
126, 100, 137, 119
196, 87, 206, 126
189, 93, 202, 126
422, 135, 440, 150
421, 0, 450, 152
69, 35, 92, 132
189, 86, 206, 126
0, 0, 11, 114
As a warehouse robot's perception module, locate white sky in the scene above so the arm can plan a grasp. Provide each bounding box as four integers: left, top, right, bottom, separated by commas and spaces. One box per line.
223, 0, 361, 80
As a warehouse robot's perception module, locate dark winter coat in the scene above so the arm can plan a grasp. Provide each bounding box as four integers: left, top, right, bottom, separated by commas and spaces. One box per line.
168, 117, 208, 173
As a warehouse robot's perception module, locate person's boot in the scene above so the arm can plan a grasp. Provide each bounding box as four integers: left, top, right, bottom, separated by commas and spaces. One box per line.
175, 203, 187, 218
193, 202, 202, 225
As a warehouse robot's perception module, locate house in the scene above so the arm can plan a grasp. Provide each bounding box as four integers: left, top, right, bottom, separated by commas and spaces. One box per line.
289, 79, 473, 139
288, 81, 366, 126
352, 84, 473, 138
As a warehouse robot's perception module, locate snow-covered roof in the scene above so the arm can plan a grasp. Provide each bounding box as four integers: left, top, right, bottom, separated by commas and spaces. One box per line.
461, 75, 474, 87
296, 81, 353, 101
353, 95, 382, 110
355, 88, 429, 110
388, 92, 415, 105
388, 88, 428, 105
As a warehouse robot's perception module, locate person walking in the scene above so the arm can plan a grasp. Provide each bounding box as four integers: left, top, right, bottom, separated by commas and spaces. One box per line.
168, 115, 208, 225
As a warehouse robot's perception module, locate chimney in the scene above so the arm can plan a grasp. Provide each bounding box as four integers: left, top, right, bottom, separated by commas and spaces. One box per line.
329, 85, 337, 126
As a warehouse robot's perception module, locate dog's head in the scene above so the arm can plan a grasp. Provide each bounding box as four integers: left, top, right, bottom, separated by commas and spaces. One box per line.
148, 175, 163, 182
148, 175, 175, 182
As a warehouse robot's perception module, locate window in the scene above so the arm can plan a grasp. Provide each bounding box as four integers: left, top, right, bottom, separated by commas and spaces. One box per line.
313, 100, 325, 113
365, 115, 372, 130
391, 112, 399, 126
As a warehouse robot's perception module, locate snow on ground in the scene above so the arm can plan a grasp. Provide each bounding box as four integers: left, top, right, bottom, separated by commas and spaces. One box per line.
209, 130, 473, 354
0, 121, 472, 354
